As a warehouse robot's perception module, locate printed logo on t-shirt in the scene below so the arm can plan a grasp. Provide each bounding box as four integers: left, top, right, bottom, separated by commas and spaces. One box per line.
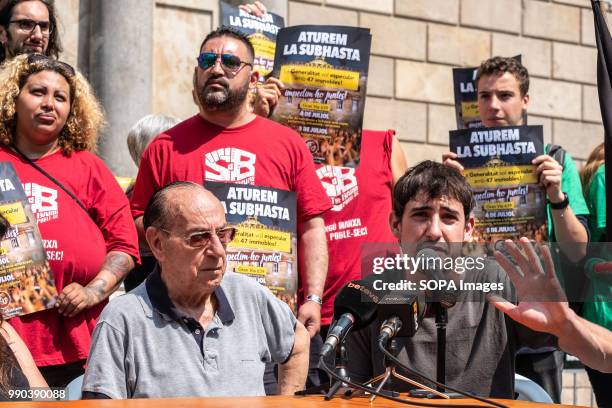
43, 239, 64, 261
317, 166, 358, 212
23, 182, 58, 224
204, 147, 256, 185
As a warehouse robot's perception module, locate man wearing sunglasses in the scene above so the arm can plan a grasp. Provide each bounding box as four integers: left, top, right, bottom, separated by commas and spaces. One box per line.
83, 182, 309, 398
0, 0, 62, 63
131, 27, 331, 343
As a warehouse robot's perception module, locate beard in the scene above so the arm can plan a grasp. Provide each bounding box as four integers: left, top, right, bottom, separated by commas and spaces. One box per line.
197, 76, 250, 111
6, 32, 44, 58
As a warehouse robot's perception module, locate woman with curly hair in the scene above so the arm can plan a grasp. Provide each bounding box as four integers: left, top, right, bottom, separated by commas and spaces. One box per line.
0, 54, 139, 387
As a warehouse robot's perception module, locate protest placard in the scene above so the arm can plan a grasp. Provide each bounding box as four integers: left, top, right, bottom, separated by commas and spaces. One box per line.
270, 25, 371, 167
0, 162, 57, 318
449, 126, 546, 250
206, 181, 297, 314
220, 1, 284, 81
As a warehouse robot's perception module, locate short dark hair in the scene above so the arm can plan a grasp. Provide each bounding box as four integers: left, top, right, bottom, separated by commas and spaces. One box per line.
392, 161, 475, 221
143, 181, 201, 231
475, 56, 529, 97
0, 0, 63, 63
199, 26, 255, 62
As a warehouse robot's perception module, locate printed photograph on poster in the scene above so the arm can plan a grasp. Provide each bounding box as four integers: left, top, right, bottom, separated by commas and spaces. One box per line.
220, 1, 284, 81
269, 25, 371, 167
0, 162, 57, 319
449, 126, 546, 252
206, 181, 298, 314
452, 55, 523, 129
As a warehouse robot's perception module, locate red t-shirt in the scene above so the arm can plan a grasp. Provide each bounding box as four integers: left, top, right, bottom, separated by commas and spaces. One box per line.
130, 115, 331, 295
1, 147, 139, 366
316, 130, 396, 326
131, 115, 331, 220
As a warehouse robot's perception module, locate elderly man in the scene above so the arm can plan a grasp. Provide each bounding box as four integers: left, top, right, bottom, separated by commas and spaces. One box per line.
0, 0, 62, 63
82, 182, 309, 399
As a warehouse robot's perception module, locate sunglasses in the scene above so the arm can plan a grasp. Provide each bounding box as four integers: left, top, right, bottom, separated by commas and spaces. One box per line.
9, 19, 52, 35
27, 53, 75, 77
197, 52, 252, 73
159, 226, 237, 248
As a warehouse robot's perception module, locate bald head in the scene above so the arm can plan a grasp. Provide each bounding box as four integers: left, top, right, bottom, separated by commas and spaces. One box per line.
144, 181, 228, 296
143, 181, 223, 231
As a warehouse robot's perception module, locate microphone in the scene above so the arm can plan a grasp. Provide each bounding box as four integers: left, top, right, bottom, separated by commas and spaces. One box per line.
320, 279, 380, 359
417, 248, 457, 309
377, 291, 424, 343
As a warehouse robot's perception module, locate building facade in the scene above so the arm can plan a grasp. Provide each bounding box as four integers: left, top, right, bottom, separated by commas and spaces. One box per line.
56, 0, 607, 179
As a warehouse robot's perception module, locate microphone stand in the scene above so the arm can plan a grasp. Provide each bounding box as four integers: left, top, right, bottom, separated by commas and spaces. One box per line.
324, 342, 349, 400
300, 339, 357, 397
435, 304, 447, 392
410, 303, 462, 399
321, 340, 398, 400
365, 338, 446, 402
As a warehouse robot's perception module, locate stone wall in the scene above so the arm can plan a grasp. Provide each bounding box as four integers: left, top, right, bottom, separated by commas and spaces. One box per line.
288, 0, 608, 167
54, 0, 608, 171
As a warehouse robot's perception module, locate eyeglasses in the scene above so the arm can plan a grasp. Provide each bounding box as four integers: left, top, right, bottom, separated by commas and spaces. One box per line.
197, 52, 252, 73
27, 53, 75, 77
9, 19, 52, 35
158, 226, 236, 248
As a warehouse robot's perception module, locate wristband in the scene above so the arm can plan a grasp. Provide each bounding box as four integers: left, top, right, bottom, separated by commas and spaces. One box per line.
549, 192, 569, 210
306, 294, 323, 305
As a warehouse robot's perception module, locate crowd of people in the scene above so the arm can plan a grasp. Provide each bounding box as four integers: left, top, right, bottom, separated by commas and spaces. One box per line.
0, 0, 608, 406
6, 263, 56, 315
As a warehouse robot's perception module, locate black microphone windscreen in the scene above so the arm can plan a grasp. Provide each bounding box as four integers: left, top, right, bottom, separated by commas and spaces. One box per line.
333, 279, 380, 331
417, 247, 457, 309
416, 248, 444, 279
